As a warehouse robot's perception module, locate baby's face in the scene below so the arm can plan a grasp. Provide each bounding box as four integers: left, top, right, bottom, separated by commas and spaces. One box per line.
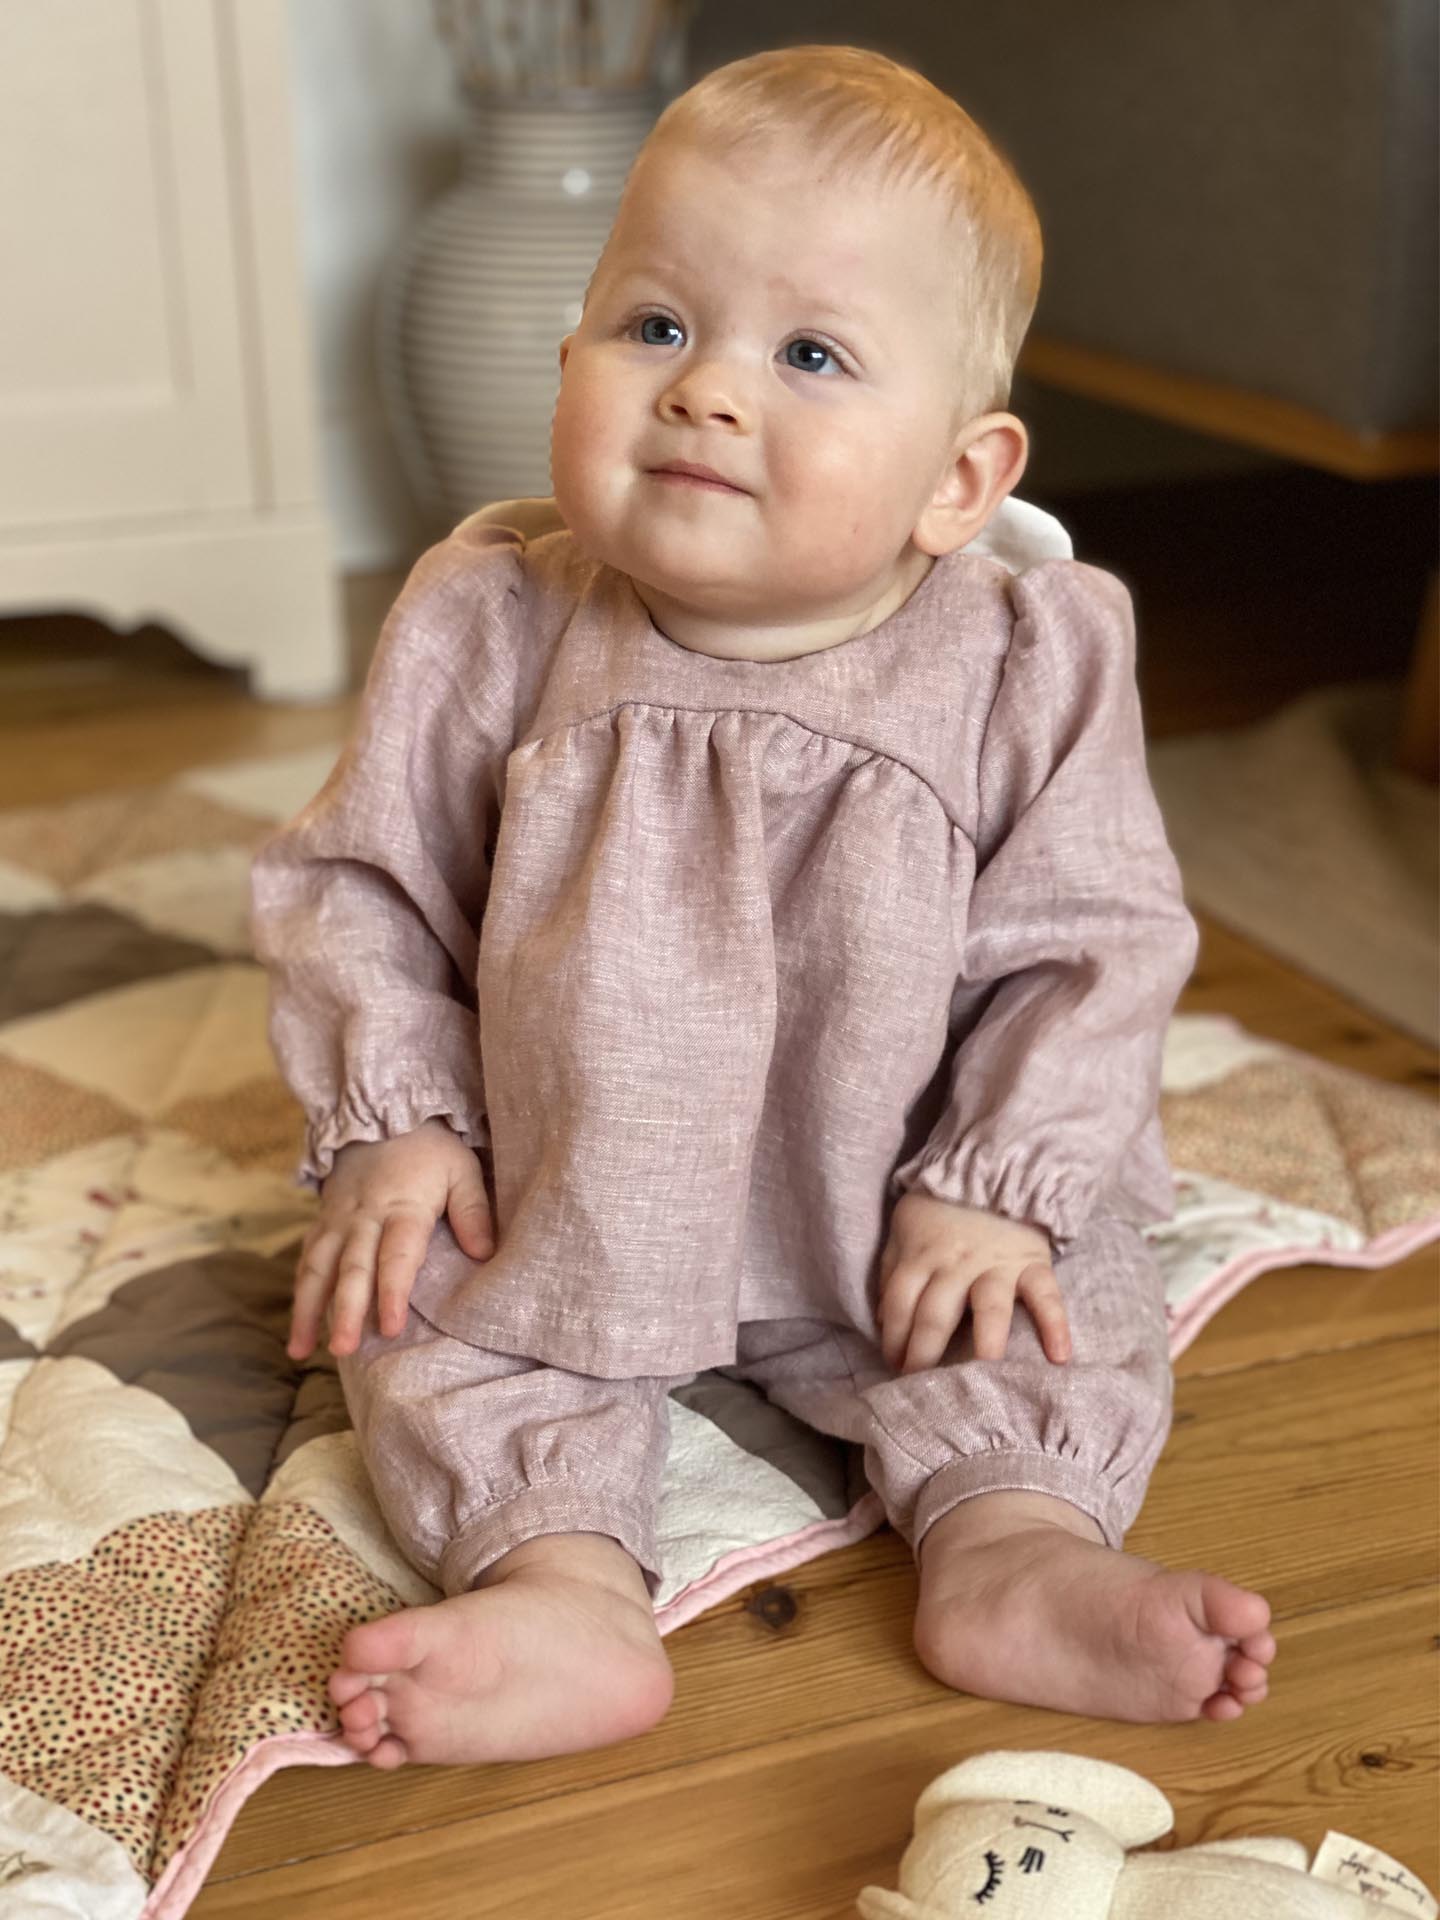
551, 136, 975, 627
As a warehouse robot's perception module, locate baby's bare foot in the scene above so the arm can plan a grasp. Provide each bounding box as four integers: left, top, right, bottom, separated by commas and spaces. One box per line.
915, 1491, 1275, 1724
327, 1532, 673, 1768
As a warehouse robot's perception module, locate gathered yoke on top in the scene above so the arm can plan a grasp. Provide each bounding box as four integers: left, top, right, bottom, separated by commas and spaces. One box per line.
250, 516, 1197, 1379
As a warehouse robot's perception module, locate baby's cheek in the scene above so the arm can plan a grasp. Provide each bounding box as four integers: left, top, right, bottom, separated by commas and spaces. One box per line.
548, 398, 597, 497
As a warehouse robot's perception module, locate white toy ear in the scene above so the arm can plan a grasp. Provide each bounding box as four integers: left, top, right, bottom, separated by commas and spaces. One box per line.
855, 1887, 917, 1920
915, 1751, 1174, 1851
1187, 1837, 1312, 1871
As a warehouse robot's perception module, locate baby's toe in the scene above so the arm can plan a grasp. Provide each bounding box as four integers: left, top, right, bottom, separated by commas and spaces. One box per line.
342, 1611, 423, 1676
1226, 1644, 1270, 1708
1198, 1574, 1271, 1644
367, 1733, 409, 1770
1200, 1689, 1246, 1723
1240, 1628, 1277, 1669
328, 1667, 378, 1710
338, 1691, 387, 1751
1225, 1650, 1270, 1694
337, 1712, 384, 1758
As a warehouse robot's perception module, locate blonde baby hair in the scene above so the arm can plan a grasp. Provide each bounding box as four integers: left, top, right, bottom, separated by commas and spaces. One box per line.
638, 44, 1043, 419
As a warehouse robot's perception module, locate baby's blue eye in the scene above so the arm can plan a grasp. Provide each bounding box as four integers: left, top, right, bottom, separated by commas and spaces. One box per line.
638, 315, 682, 347
631, 320, 840, 371
785, 337, 838, 375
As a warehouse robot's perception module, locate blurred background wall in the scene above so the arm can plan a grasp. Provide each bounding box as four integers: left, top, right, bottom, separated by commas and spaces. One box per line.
291, 0, 702, 568
287, 0, 457, 568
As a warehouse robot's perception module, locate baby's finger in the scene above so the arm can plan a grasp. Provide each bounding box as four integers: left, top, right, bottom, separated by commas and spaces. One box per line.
878, 1262, 932, 1369
446, 1176, 494, 1262
373, 1206, 435, 1336
1018, 1263, 1070, 1363
968, 1269, 1018, 1362
327, 1218, 382, 1356
289, 1227, 343, 1360
901, 1274, 971, 1374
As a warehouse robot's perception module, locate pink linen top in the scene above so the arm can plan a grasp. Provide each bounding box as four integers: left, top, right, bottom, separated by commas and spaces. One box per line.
250, 515, 1197, 1378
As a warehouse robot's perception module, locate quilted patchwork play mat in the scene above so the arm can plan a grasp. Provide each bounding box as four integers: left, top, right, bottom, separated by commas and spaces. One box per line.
0, 745, 1436, 1919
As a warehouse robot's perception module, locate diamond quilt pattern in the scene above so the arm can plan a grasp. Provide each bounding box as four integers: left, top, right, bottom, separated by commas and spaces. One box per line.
0, 759, 1433, 1919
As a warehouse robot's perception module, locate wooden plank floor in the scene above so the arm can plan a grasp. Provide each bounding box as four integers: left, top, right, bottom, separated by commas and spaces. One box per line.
2, 589, 1436, 1917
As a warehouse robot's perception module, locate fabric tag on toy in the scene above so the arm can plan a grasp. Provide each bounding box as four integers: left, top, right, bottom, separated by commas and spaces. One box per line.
1309, 1831, 1437, 1915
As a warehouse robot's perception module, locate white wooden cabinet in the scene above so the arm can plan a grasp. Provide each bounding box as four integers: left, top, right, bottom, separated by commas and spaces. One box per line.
0, 0, 345, 700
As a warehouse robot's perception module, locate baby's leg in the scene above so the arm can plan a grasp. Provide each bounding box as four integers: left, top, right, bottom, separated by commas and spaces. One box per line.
737, 1218, 1274, 1724
333, 1316, 677, 1767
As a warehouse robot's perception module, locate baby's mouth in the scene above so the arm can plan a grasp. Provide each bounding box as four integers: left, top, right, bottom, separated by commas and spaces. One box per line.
647, 461, 749, 494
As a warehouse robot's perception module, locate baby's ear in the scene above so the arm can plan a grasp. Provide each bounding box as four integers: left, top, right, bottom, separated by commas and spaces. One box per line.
915, 1751, 1174, 1851
912, 413, 1029, 559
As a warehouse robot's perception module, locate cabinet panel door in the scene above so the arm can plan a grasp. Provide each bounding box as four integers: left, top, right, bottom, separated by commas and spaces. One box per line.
0, 0, 254, 529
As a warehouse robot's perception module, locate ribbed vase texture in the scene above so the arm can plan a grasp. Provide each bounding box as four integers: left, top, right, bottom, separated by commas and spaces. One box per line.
380, 91, 661, 532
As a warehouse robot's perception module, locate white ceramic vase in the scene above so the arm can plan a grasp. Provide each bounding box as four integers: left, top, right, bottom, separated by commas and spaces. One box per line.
379, 88, 662, 534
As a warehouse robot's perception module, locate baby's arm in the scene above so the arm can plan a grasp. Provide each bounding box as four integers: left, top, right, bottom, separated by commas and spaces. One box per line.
883, 563, 1196, 1366
250, 530, 522, 1352
878, 1193, 1069, 1374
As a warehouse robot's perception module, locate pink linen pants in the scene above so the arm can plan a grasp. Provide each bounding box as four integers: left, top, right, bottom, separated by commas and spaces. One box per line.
337, 1215, 1173, 1597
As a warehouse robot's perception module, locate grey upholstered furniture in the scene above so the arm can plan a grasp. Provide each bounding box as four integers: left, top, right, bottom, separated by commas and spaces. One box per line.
691, 0, 1438, 452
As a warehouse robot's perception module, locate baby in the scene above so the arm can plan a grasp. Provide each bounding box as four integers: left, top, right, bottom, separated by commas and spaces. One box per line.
251, 44, 1275, 1771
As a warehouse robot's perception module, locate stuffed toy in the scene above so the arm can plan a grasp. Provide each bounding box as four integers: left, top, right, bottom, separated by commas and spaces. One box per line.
858, 1751, 1436, 1919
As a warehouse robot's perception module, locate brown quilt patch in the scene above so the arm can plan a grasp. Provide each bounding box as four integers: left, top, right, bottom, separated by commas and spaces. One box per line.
273, 1361, 353, 1472
153, 1503, 404, 1880
0, 903, 223, 1025
1311, 1060, 1440, 1235
48, 1250, 306, 1498
159, 1078, 308, 1176
0, 1313, 39, 1362
0, 1054, 136, 1171
0, 1507, 248, 1879
0, 788, 268, 889
1159, 1057, 1440, 1234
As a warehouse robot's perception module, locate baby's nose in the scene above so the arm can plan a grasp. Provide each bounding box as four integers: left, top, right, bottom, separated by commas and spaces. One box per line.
658, 360, 748, 429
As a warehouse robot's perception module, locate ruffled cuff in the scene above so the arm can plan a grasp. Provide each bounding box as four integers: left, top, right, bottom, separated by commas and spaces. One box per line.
296, 1086, 491, 1191
889, 1134, 1098, 1250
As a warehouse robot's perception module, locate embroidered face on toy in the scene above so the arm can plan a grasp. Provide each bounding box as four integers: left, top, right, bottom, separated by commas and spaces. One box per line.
857, 1752, 1174, 1920
962, 1802, 1100, 1906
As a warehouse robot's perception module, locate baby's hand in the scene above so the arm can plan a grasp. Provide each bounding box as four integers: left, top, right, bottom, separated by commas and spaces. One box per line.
290, 1119, 495, 1360
877, 1192, 1070, 1374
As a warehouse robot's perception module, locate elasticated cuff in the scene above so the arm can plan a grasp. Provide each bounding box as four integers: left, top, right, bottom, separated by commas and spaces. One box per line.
910, 1450, 1129, 1554
438, 1480, 664, 1600
889, 1152, 1096, 1252
300, 1096, 490, 1189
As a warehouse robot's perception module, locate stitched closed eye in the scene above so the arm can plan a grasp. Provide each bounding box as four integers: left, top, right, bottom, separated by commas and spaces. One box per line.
973, 1849, 1004, 1903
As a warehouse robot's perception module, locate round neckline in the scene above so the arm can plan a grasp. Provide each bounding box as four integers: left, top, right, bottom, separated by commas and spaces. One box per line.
619, 546, 958, 670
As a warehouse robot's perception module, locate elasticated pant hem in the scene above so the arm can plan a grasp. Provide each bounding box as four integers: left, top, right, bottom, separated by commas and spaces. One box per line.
910, 1450, 1128, 1555
438, 1481, 664, 1599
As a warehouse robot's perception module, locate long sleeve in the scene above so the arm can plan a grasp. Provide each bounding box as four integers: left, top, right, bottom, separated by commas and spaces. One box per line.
250, 526, 524, 1189
890, 560, 1197, 1246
